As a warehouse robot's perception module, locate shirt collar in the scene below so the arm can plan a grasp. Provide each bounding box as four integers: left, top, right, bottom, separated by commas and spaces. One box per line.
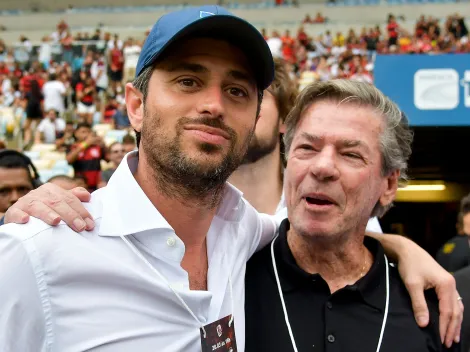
99, 151, 245, 237
275, 219, 386, 311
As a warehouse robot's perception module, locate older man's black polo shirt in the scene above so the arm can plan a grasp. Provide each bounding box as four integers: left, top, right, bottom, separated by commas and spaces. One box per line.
245, 219, 458, 352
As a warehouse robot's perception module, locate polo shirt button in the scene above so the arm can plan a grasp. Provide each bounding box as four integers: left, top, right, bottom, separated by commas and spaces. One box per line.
327, 334, 335, 343
326, 302, 333, 310
166, 237, 176, 247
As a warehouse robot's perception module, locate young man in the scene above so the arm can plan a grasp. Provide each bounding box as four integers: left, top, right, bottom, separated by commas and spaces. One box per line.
98, 142, 126, 188
0, 6, 463, 351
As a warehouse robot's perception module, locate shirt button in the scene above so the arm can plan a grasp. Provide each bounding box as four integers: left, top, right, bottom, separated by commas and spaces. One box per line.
166, 237, 176, 247
327, 334, 335, 343
326, 302, 333, 310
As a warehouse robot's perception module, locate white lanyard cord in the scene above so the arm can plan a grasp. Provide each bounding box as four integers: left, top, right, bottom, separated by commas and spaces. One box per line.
376, 255, 390, 352
271, 236, 299, 352
270, 236, 390, 352
120, 235, 234, 338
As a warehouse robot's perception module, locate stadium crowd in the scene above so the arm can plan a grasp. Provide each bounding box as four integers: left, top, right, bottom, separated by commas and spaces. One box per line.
0, 11, 468, 190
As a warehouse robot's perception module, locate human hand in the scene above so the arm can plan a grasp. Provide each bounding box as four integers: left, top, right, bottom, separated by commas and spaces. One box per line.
396, 238, 463, 347
4, 183, 94, 232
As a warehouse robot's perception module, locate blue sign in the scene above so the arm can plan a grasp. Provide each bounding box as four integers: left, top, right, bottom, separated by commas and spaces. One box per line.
374, 54, 470, 126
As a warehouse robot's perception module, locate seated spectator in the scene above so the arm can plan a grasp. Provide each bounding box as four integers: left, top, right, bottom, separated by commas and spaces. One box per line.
98, 142, 125, 188
35, 109, 66, 144
56, 121, 75, 152
122, 134, 136, 153
48, 175, 87, 190
313, 12, 326, 24
303, 15, 313, 24
102, 95, 119, 124
66, 123, 105, 191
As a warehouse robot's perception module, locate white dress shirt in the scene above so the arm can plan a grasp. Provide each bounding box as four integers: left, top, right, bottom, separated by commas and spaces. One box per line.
0, 152, 278, 352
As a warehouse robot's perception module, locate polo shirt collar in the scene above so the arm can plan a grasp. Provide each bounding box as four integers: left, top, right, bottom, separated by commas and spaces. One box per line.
275, 219, 387, 311
99, 151, 245, 237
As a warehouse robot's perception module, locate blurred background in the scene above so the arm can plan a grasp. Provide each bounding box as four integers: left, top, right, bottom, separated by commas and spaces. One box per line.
0, 0, 469, 262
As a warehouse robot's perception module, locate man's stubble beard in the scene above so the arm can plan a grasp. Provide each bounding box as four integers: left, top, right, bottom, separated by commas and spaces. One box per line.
141, 109, 254, 209
241, 123, 280, 164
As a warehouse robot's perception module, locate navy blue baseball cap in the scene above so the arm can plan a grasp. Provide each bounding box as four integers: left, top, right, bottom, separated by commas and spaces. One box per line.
135, 5, 274, 90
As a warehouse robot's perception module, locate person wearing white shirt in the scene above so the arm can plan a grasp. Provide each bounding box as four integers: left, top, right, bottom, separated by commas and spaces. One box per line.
42, 73, 66, 114
35, 109, 66, 144
123, 38, 142, 83
267, 31, 283, 59
0, 6, 463, 352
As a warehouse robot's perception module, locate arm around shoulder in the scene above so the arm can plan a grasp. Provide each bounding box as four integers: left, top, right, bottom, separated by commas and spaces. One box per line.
0, 225, 49, 351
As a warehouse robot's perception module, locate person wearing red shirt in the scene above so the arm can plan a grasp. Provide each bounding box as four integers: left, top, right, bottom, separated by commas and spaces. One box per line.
108, 41, 124, 93
281, 30, 296, 64
66, 123, 105, 191
387, 16, 399, 47
75, 74, 97, 125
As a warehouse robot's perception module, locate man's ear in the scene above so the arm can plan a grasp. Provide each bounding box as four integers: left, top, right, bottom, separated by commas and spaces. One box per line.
125, 82, 144, 134
279, 119, 286, 134
379, 170, 400, 209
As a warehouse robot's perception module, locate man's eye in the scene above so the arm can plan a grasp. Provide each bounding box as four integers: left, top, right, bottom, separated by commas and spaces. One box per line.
343, 153, 361, 159
228, 87, 247, 97
179, 79, 197, 87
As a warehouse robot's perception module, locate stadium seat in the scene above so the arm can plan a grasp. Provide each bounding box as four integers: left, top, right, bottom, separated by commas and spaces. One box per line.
31, 144, 57, 153
93, 124, 113, 138
105, 129, 128, 144
32, 159, 55, 170
23, 151, 41, 160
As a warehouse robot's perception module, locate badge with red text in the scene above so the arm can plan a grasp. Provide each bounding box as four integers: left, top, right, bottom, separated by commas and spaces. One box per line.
200, 315, 237, 352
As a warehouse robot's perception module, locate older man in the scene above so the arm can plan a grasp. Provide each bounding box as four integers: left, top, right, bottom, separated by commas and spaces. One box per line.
245, 80, 459, 351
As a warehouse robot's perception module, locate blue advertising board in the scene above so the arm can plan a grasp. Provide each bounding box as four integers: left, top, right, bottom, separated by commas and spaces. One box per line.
374, 54, 470, 126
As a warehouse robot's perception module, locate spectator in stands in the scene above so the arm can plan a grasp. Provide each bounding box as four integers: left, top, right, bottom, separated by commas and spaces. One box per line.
313, 12, 326, 24
123, 37, 141, 83
48, 175, 87, 190
122, 133, 136, 154
23, 79, 43, 148
75, 72, 97, 125
56, 121, 75, 152
387, 15, 400, 47
90, 53, 108, 95
267, 31, 283, 59
108, 39, 124, 93
112, 102, 130, 130
437, 193, 470, 273
303, 14, 313, 24
0, 150, 35, 217
35, 109, 66, 144
42, 73, 67, 115
98, 141, 125, 188
66, 123, 105, 191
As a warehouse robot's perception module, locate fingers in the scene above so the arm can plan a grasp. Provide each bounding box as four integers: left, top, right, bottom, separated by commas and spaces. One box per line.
435, 275, 458, 346
443, 291, 463, 347
4, 207, 31, 225
5, 183, 94, 232
70, 187, 92, 202
406, 281, 430, 328
40, 185, 94, 231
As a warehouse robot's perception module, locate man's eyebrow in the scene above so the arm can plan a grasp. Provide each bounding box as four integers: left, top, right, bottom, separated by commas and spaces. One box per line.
227, 70, 256, 88
338, 139, 370, 152
163, 62, 209, 73
299, 132, 322, 144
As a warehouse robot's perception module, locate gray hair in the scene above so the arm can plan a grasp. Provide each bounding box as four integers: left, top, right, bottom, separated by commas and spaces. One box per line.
283, 80, 413, 217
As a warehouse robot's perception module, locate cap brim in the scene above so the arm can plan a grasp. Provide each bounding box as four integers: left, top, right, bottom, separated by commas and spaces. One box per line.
148, 15, 274, 90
